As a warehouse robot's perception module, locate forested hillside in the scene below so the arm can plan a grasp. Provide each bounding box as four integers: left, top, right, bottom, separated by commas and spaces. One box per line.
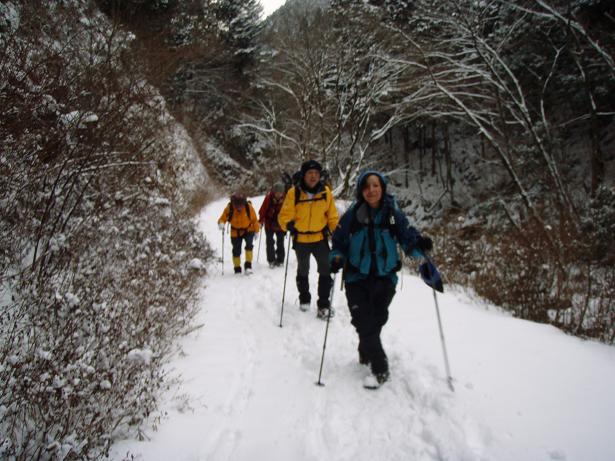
1, 0, 613, 459
254, 0, 615, 343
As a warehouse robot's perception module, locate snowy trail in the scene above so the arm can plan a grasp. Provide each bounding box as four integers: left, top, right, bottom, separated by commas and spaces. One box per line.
110, 197, 615, 461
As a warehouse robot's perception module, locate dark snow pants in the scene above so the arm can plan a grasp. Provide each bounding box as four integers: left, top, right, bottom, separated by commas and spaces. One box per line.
231, 232, 254, 257
265, 228, 285, 264
345, 277, 396, 375
294, 239, 332, 308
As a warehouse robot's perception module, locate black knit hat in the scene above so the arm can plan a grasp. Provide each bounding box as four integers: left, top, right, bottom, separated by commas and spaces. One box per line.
300, 160, 323, 177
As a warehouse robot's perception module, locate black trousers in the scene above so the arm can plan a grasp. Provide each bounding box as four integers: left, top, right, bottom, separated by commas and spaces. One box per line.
231, 232, 254, 257
345, 277, 396, 375
265, 228, 285, 263
294, 239, 332, 308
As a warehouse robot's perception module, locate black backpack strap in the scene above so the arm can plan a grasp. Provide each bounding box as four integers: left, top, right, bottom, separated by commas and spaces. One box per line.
228, 201, 252, 225
294, 186, 327, 205
227, 201, 233, 222
383, 207, 397, 237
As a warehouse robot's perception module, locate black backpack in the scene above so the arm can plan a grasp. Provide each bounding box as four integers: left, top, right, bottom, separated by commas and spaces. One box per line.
281, 172, 293, 191
281, 170, 302, 191
227, 201, 251, 222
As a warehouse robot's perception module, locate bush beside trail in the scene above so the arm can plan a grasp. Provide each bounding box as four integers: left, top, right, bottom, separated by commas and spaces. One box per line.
425, 196, 615, 345
0, 3, 212, 459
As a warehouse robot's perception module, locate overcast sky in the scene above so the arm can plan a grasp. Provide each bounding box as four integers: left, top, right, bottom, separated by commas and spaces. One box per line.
260, 0, 285, 17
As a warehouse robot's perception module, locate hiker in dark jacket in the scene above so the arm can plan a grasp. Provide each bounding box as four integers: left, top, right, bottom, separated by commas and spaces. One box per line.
258, 182, 287, 268
329, 171, 433, 387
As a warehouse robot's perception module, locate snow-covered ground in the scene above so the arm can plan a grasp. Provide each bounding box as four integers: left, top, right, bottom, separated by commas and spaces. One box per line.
110, 197, 615, 461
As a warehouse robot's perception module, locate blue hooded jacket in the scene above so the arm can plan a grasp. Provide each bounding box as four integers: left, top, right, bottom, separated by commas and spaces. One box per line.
330, 171, 423, 285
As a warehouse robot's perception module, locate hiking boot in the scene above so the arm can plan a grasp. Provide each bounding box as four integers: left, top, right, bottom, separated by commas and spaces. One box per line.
268, 261, 275, 269
363, 371, 390, 389
375, 371, 390, 385
299, 302, 310, 312
244, 261, 252, 270
363, 374, 380, 389
317, 307, 335, 319
234, 266, 242, 274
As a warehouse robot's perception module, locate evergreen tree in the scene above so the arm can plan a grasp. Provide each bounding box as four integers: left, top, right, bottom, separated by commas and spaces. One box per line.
215, 0, 264, 74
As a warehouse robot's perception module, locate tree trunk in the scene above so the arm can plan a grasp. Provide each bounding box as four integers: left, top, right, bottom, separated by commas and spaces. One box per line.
590, 114, 605, 197
402, 125, 410, 187
442, 123, 455, 205
418, 124, 424, 175
431, 122, 436, 178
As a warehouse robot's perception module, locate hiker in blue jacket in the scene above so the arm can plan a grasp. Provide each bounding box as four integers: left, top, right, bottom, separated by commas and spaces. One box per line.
329, 171, 433, 387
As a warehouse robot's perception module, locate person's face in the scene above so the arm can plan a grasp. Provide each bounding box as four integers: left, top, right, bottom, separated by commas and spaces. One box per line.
304, 169, 320, 188
233, 200, 245, 210
362, 175, 383, 208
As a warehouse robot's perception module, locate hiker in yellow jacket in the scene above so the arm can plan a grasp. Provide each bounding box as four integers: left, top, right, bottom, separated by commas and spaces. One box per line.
278, 160, 339, 318
218, 192, 260, 274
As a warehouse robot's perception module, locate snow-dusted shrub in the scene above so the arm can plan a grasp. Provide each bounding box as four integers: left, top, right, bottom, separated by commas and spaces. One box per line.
0, 3, 211, 459
429, 206, 615, 344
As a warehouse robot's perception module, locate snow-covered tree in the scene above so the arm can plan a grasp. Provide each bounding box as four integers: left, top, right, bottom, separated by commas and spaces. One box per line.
273, 0, 615, 339
215, 0, 264, 74
241, 0, 411, 194
238, 4, 333, 178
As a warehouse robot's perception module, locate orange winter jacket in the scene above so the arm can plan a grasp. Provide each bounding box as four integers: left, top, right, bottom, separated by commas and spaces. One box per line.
218, 201, 260, 237
277, 184, 339, 243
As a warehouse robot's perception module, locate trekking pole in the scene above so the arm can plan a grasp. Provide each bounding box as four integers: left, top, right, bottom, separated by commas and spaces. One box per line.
398, 248, 404, 291
278, 233, 293, 327
422, 254, 453, 392
221, 226, 225, 275
432, 288, 454, 391
257, 226, 263, 262
418, 254, 452, 390
316, 272, 337, 387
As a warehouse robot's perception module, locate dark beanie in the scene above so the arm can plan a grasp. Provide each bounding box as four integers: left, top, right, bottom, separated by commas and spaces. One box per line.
300, 160, 323, 176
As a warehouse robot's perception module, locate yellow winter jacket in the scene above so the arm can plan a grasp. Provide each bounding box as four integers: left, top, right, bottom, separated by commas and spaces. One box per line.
278, 185, 339, 243
218, 201, 260, 237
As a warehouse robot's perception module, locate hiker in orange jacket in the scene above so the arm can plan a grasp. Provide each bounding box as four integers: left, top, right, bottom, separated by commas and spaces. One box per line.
218, 192, 260, 274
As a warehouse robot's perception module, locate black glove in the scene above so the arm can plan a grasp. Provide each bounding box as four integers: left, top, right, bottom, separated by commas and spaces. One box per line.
286, 220, 297, 236
330, 256, 344, 274
416, 236, 433, 252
